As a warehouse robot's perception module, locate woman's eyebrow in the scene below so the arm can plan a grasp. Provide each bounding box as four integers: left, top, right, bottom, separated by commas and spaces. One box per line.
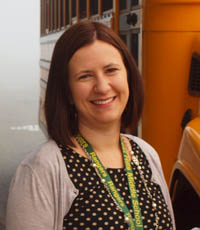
103, 63, 120, 68
74, 70, 93, 77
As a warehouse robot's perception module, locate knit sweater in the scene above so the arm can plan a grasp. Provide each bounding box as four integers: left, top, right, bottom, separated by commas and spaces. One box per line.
6, 134, 176, 230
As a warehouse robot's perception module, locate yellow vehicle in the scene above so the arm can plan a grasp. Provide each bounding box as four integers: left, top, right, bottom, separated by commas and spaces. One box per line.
40, 1, 200, 229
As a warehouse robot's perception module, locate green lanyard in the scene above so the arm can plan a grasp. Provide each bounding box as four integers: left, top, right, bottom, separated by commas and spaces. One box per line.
76, 134, 144, 230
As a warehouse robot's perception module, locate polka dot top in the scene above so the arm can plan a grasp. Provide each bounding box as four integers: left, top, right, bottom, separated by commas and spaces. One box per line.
60, 139, 173, 230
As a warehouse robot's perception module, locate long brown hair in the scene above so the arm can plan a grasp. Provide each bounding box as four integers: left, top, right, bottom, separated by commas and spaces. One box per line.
45, 20, 144, 147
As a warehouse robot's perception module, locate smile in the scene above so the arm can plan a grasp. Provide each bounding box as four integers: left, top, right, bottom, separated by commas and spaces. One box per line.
92, 97, 115, 105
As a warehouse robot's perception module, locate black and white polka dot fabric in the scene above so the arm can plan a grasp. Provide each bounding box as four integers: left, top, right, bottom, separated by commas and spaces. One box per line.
60, 139, 173, 230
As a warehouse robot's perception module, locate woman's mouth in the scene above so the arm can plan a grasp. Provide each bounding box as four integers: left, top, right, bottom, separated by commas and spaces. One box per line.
91, 97, 116, 105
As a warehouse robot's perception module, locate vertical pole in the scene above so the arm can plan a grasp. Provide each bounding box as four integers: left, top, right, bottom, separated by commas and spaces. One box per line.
113, 0, 119, 33
87, 0, 90, 18
98, 0, 102, 16
77, 0, 80, 22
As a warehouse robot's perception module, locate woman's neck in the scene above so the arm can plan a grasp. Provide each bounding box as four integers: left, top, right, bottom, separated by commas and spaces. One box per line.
78, 122, 121, 153
72, 121, 126, 168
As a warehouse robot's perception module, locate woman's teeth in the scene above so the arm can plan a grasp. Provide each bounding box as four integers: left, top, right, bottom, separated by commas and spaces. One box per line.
93, 97, 114, 105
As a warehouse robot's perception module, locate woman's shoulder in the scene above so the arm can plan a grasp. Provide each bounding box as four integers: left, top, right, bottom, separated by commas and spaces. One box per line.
9, 139, 75, 200
122, 134, 160, 163
14, 139, 66, 182
22, 140, 61, 168
122, 133, 164, 178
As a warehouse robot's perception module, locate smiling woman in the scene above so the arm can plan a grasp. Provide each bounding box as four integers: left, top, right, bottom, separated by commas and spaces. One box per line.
44, 21, 144, 147
6, 21, 176, 230
68, 40, 129, 131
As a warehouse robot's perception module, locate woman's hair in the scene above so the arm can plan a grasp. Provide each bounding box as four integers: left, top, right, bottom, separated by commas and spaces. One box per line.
45, 20, 144, 147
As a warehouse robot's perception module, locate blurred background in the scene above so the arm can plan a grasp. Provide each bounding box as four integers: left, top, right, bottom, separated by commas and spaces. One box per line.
1, 1, 200, 229
0, 0, 46, 229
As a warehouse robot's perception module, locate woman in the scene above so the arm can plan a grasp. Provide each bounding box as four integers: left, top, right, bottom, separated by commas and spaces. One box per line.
6, 21, 175, 230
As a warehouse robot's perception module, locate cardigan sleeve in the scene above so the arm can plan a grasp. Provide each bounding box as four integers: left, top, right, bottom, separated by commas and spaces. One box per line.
6, 164, 55, 230
6, 140, 79, 230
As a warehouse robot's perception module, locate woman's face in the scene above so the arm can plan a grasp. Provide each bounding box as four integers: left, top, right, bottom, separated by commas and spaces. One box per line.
68, 39, 129, 129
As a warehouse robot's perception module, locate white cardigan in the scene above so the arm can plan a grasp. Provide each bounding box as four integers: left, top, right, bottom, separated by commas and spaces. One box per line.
6, 135, 176, 230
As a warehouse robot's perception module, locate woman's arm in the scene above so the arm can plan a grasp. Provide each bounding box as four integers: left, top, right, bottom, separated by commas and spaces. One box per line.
6, 164, 54, 230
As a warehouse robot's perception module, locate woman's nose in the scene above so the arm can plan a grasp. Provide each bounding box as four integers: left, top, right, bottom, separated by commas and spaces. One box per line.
93, 75, 111, 94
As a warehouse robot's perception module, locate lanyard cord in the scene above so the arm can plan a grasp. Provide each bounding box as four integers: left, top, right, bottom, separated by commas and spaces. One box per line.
76, 134, 144, 230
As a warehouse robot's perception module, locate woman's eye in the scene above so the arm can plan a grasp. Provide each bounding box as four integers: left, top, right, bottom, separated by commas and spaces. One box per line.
106, 68, 118, 73
79, 75, 91, 80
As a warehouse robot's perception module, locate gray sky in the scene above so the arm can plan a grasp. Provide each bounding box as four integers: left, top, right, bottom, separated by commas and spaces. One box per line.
0, 2, 46, 229
0, 0, 40, 92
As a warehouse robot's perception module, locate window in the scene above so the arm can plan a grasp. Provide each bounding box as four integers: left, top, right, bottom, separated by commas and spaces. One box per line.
65, 0, 69, 25
119, 0, 127, 11
131, 33, 138, 65
79, 0, 87, 19
72, 0, 76, 18
90, 0, 98, 15
61, 0, 64, 27
49, 0, 52, 31
102, 0, 113, 12
56, 0, 60, 29
46, 0, 50, 31
131, 0, 139, 6
52, 0, 56, 30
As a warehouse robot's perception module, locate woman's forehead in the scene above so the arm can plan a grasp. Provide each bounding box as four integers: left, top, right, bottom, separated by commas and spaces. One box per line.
69, 40, 123, 68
